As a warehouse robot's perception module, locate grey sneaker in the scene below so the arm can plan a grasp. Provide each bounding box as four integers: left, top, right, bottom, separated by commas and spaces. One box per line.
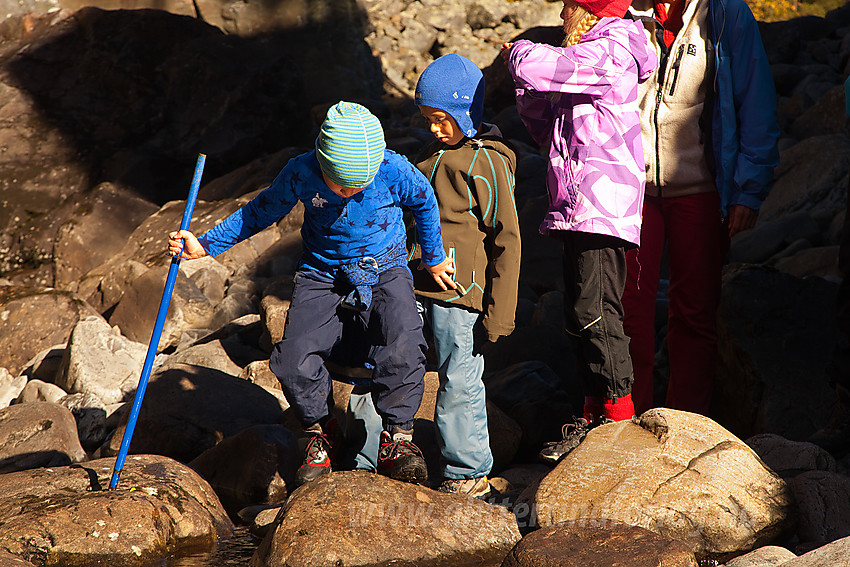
438, 476, 492, 499
538, 417, 592, 464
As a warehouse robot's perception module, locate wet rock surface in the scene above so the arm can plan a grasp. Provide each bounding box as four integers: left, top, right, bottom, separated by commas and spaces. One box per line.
0, 454, 233, 566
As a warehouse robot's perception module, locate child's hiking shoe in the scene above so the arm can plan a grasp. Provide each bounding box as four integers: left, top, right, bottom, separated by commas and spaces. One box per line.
294, 419, 339, 487
377, 429, 428, 484
538, 417, 590, 464
438, 476, 492, 499
539, 416, 618, 465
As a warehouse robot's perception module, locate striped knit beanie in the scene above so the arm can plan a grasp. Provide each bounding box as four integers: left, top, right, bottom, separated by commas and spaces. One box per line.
315, 102, 387, 189
415, 54, 484, 138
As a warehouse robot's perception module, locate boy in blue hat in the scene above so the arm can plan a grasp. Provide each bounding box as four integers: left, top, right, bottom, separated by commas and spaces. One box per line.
348, 55, 521, 497
169, 101, 454, 486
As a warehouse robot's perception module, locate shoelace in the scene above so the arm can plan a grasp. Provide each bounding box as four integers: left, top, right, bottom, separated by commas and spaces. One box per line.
381, 437, 422, 460
304, 434, 329, 464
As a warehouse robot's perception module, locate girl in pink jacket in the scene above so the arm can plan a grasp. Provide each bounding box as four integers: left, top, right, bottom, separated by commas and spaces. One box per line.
503, 0, 657, 463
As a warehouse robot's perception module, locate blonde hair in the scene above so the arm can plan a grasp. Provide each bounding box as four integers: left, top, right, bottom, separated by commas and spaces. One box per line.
562, 5, 600, 47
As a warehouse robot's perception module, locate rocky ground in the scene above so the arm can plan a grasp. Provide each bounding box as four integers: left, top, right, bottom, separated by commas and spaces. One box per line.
0, 0, 849, 566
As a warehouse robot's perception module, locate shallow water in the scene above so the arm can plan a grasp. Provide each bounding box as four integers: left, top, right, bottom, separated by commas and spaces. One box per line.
154, 528, 259, 567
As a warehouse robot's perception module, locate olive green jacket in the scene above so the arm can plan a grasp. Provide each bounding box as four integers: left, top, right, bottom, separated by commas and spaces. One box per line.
409, 125, 521, 341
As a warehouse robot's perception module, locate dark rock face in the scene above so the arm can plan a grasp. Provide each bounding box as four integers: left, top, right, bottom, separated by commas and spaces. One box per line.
715, 266, 838, 441
103, 363, 287, 463
4, 7, 312, 203
0, 4, 383, 284
188, 424, 299, 519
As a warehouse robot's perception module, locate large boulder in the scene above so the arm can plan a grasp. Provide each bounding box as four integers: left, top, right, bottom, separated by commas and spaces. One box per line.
0, 288, 100, 377
790, 470, 850, 547
779, 535, 850, 567
188, 424, 299, 519
54, 315, 148, 405
52, 183, 159, 289
0, 402, 86, 473
532, 409, 794, 560
759, 135, 850, 226
0, 454, 233, 566
724, 545, 797, 567
500, 521, 698, 567
108, 264, 215, 352
103, 363, 286, 463
746, 433, 837, 479
251, 470, 521, 567
2, 7, 313, 205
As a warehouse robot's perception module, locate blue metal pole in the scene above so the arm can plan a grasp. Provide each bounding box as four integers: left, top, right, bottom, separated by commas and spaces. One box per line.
109, 154, 206, 490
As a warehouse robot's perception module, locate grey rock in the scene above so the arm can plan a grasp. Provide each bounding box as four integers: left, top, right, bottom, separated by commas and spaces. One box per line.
778, 535, 850, 566
790, 470, 850, 546
723, 545, 797, 567
16, 379, 67, 405
728, 211, 821, 265
53, 183, 158, 289
54, 315, 147, 405
56, 392, 109, 453
0, 289, 100, 377
17, 345, 66, 384
760, 135, 850, 225
0, 368, 26, 409
746, 433, 836, 479
772, 245, 841, 279
109, 265, 214, 352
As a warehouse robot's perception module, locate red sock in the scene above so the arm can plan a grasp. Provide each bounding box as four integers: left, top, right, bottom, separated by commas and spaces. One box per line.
603, 393, 635, 422
583, 396, 604, 424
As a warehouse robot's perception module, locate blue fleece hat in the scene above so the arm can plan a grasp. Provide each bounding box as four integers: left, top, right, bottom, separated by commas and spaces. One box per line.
315, 102, 386, 189
415, 54, 485, 138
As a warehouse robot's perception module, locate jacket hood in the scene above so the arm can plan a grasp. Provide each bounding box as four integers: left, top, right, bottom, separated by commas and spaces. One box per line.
584, 17, 657, 83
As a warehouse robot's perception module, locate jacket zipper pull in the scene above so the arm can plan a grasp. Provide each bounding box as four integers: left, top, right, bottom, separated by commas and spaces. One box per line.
668, 44, 685, 97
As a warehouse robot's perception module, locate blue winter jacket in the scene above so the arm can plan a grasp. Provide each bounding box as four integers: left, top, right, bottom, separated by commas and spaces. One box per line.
198, 149, 446, 278
708, 0, 780, 213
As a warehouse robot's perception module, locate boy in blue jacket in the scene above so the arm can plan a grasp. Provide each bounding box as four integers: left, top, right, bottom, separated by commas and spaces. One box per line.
169, 102, 454, 486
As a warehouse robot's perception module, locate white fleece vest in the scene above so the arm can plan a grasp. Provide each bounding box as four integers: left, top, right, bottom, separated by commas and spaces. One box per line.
634, 0, 716, 198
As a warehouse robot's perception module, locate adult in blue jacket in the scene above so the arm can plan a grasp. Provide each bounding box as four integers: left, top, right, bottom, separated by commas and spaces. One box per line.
623, 0, 780, 415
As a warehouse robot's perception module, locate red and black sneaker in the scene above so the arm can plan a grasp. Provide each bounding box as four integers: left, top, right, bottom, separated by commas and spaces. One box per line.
377, 429, 428, 484
294, 419, 339, 487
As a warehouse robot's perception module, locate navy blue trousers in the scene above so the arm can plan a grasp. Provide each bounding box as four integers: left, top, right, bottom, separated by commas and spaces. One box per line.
269, 267, 426, 431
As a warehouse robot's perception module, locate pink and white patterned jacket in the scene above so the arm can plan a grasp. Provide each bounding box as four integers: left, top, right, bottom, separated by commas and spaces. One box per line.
507, 17, 657, 246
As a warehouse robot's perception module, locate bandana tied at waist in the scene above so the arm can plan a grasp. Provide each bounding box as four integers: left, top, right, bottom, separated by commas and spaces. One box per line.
339, 240, 407, 311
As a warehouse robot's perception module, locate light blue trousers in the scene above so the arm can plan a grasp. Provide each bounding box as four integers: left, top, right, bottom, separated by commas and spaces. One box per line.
347, 299, 493, 479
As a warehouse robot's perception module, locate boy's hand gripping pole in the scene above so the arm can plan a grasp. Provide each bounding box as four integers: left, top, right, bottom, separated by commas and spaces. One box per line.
109, 154, 206, 490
